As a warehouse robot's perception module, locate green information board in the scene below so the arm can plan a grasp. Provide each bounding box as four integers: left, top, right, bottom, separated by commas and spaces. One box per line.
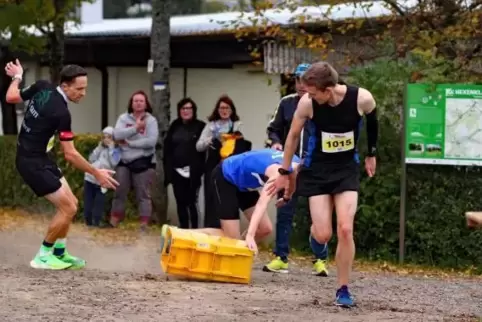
405, 84, 482, 165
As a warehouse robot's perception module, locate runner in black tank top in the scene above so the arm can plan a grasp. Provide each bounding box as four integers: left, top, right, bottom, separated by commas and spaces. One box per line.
272, 62, 378, 308
297, 85, 362, 197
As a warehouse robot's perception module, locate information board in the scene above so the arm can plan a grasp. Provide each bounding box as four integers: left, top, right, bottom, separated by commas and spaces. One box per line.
405, 83, 482, 165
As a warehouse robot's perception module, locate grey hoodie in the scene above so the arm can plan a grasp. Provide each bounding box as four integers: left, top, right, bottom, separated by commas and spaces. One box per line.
113, 112, 159, 164
84, 143, 121, 185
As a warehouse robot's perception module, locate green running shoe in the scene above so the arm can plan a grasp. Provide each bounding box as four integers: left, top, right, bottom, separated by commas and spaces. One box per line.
30, 253, 72, 270
312, 259, 329, 276
57, 251, 86, 270
262, 256, 289, 273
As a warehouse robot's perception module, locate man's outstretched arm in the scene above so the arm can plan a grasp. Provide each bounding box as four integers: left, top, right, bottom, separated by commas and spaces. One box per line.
57, 110, 99, 176
280, 94, 311, 170
245, 181, 275, 240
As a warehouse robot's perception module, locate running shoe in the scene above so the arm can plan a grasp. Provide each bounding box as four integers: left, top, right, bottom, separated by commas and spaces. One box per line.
30, 253, 72, 270
312, 259, 329, 276
57, 251, 86, 269
262, 256, 289, 273
335, 285, 355, 308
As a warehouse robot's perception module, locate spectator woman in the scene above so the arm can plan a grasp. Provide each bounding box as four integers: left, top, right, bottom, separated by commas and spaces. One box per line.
196, 95, 242, 228
163, 98, 206, 229
108, 90, 159, 231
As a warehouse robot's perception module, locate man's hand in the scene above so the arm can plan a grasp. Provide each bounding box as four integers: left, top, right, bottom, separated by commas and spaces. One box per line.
94, 169, 119, 190
271, 142, 283, 151
245, 234, 258, 254
275, 197, 289, 208
266, 174, 290, 198
365, 156, 376, 177
5, 59, 23, 78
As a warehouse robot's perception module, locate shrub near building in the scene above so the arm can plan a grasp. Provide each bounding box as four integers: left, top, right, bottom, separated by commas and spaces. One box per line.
0, 134, 138, 221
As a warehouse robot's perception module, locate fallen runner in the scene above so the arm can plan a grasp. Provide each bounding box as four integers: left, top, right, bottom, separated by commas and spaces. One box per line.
161, 148, 301, 254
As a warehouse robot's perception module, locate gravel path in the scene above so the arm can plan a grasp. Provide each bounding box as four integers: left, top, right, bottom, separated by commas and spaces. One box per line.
0, 213, 480, 322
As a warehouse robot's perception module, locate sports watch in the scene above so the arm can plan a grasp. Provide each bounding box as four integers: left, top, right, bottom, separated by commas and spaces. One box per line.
278, 168, 291, 175
12, 74, 22, 82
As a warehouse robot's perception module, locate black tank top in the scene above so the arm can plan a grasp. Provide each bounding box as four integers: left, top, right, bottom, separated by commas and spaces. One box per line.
310, 85, 362, 164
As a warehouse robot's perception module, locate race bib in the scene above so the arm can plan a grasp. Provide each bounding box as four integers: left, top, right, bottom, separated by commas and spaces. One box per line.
46, 136, 55, 152
321, 131, 354, 153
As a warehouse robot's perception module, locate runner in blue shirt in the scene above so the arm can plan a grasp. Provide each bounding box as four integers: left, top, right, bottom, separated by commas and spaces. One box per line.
161, 148, 301, 253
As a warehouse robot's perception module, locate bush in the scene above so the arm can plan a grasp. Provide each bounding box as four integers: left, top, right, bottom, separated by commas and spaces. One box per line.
290, 57, 482, 271
0, 134, 138, 222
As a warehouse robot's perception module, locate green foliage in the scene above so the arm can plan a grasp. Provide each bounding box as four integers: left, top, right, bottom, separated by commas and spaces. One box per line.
0, 134, 138, 222
0, 0, 89, 55
290, 54, 482, 271
201, 0, 229, 13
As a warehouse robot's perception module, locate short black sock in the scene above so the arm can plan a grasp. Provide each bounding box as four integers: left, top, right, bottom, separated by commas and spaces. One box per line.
42, 240, 54, 248
53, 247, 65, 256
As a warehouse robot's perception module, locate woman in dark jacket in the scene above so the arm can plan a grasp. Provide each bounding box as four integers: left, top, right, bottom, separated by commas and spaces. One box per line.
163, 98, 206, 229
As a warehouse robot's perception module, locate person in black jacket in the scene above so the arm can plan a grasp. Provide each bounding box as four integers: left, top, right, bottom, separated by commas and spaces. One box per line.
263, 63, 330, 276
163, 98, 206, 229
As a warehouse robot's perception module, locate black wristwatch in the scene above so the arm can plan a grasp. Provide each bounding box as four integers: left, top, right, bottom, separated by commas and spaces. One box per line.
278, 168, 291, 176
367, 147, 376, 157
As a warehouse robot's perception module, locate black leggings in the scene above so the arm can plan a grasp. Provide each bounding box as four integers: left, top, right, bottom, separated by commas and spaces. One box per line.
171, 171, 200, 229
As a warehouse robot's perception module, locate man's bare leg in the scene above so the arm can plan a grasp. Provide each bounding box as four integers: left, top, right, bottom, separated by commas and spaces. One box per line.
164, 208, 272, 242
190, 228, 225, 236
31, 180, 78, 270
308, 195, 333, 277
45, 178, 77, 241
160, 222, 235, 252
243, 207, 273, 242
46, 178, 87, 269
333, 191, 358, 307
308, 195, 333, 246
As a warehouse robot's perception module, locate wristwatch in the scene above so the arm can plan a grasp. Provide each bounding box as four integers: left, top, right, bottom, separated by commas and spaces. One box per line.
12, 74, 22, 82
367, 147, 376, 157
278, 168, 291, 175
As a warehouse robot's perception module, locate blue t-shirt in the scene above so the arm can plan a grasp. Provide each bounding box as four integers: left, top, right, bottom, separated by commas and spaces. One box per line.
221, 148, 301, 191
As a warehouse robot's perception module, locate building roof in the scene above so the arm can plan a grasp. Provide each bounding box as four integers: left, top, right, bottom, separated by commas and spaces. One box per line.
1, 1, 418, 40
66, 1, 403, 37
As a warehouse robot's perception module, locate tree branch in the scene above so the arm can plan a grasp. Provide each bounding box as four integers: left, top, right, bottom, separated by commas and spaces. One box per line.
468, 0, 482, 10
383, 0, 407, 16
35, 24, 48, 35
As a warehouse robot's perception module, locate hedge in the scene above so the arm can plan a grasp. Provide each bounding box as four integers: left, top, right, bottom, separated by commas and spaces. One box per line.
0, 134, 138, 222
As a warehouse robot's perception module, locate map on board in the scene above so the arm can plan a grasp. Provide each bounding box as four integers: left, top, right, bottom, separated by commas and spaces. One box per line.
444, 97, 482, 159
405, 84, 482, 166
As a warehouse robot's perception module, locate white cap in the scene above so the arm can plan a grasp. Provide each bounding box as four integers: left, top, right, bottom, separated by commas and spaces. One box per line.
102, 126, 114, 136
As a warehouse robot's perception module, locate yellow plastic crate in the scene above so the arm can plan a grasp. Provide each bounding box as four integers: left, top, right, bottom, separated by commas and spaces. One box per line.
160, 226, 255, 284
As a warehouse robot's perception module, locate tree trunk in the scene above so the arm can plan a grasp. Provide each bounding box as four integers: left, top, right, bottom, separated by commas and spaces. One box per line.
149, 0, 171, 225
49, 0, 66, 83
0, 47, 18, 135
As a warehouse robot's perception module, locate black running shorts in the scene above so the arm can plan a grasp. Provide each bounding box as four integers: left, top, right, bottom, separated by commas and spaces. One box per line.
212, 164, 259, 220
15, 155, 63, 197
296, 160, 360, 197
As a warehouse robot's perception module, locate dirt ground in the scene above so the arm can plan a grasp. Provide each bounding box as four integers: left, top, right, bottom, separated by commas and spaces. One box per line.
0, 211, 480, 322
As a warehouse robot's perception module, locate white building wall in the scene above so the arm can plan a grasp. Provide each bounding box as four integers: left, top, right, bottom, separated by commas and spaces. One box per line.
13, 62, 282, 242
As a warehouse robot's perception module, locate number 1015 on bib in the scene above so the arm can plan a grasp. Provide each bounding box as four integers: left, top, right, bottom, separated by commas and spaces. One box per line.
321, 131, 355, 153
